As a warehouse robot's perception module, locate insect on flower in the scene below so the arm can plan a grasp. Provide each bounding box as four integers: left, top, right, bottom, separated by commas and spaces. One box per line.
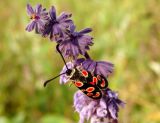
44, 44, 109, 99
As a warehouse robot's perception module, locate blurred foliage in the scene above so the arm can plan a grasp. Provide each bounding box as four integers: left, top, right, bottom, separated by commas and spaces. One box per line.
0, 0, 160, 123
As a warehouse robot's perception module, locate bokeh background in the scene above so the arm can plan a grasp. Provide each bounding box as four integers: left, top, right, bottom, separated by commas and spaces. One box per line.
0, 0, 160, 123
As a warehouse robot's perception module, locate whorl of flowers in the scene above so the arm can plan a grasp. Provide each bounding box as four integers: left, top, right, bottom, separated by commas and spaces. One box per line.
26, 3, 125, 123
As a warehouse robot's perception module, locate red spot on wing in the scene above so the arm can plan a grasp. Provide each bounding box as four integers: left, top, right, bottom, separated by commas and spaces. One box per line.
90, 77, 98, 85
81, 70, 88, 77
90, 82, 95, 85
100, 79, 106, 87
92, 92, 101, 98
93, 77, 98, 84
86, 87, 95, 92
74, 81, 83, 87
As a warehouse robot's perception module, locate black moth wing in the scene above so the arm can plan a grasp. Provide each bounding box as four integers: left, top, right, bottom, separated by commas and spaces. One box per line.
96, 75, 108, 89
70, 69, 102, 99
82, 70, 108, 90
73, 80, 102, 99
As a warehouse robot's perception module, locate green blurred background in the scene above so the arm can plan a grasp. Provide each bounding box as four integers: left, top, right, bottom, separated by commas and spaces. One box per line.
0, 0, 160, 123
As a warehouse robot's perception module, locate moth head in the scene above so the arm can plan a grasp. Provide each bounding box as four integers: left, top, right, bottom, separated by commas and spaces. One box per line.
66, 68, 75, 78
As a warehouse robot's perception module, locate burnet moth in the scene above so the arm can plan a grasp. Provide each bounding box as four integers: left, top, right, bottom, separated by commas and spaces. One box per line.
44, 44, 108, 99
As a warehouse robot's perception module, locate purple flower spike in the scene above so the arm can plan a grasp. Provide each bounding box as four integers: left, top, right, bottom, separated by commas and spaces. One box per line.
58, 25, 93, 59
26, 4, 49, 33
42, 6, 73, 41
75, 58, 114, 77
26, 4, 124, 123
73, 89, 124, 123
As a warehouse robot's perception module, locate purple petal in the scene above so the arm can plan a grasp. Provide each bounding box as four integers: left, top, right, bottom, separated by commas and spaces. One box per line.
27, 4, 34, 16
100, 99, 107, 109
48, 23, 67, 42
116, 99, 125, 108
79, 113, 85, 123
59, 40, 80, 58
96, 65, 110, 77
25, 21, 36, 32
35, 4, 42, 14
40, 12, 49, 19
68, 35, 93, 57
37, 19, 44, 27
42, 21, 52, 37
35, 20, 45, 33
49, 6, 56, 20
108, 101, 118, 119
86, 101, 98, 119
79, 28, 92, 34
53, 24, 62, 35
81, 107, 89, 117
97, 61, 114, 73
82, 59, 96, 72
87, 62, 96, 71
107, 90, 118, 98
57, 12, 72, 22
78, 35, 93, 45
59, 20, 73, 29
94, 61, 113, 76
70, 24, 76, 33
75, 58, 85, 66
77, 36, 93, 55
96, 107, 107, 117
35, 23, 40, 33
70, 42, 79, 58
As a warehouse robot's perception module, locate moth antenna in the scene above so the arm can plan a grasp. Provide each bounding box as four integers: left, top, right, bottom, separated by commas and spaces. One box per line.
56, 44, 69, 70
44, 72, 66, 87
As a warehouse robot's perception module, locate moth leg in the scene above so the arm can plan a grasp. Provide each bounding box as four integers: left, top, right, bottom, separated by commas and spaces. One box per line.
69, 82, 73, 87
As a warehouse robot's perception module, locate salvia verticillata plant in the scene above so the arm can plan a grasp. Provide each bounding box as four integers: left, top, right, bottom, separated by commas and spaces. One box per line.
26, 3, 125, 123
